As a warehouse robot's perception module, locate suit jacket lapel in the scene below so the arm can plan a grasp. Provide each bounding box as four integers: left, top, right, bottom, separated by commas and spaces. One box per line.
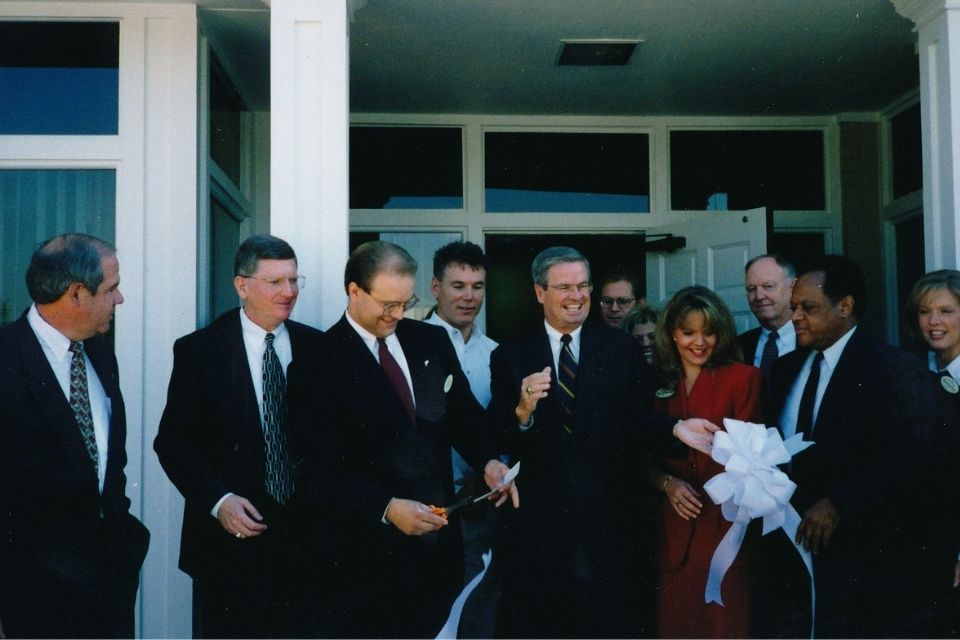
219, 312, 265, 448
814, 328, 866, 437
15, 319, 98, 486
331, 316, 414, 429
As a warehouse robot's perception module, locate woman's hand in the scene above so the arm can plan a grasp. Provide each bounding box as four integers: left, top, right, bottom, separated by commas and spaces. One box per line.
663, 476, 702, 520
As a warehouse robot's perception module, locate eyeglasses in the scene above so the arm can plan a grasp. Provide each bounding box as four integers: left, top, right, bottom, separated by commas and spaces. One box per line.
599, 296, 636, 308
239, 275, 306, 290
544, 282, 593, 294
365, 291, 420, 317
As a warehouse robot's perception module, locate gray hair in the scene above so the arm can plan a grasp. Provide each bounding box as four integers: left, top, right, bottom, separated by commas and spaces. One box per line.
531, 246, 590, 287
26, 233, 116, 304
234, 234, 297, 277
745, 253, 797, 279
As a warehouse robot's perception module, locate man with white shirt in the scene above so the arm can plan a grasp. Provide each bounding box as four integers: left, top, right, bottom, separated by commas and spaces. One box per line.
154, 234, 323, 638
757, 255, 949, 638
0, 233, 149, 637
425, 241, 500, 638
738, 254, 798, 387
285, 240, 517, 638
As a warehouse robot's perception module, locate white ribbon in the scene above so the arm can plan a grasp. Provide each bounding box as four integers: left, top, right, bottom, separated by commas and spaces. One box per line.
702, 419, 815, 632
435, 548, 492, 639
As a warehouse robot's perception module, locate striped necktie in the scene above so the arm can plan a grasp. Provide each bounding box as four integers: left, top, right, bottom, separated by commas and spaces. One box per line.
558, 333, 578, 434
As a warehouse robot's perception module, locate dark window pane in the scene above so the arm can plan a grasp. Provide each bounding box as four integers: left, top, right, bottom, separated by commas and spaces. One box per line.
0, 22, 119, 135
210, 52, 245, 186
484, 132, 649, 213
891, 103, 922, 199
670, 130, 825, 210
350, 127, 463, 209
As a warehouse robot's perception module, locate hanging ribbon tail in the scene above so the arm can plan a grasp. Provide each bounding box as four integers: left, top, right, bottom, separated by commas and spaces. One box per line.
781, 506, 816, 640
435, 548, 493, 639
705, 521, 748, 606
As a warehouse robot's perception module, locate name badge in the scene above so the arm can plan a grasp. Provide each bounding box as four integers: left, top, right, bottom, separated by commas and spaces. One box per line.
941, 374, 959, 395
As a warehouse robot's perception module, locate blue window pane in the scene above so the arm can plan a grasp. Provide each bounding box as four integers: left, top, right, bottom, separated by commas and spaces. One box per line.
0, 22, 119, 135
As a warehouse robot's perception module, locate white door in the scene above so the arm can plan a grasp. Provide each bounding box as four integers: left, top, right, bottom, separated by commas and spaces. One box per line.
645, 208, 767, 334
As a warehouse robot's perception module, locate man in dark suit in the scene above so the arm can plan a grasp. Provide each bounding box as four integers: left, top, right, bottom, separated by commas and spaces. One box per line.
0, 233, 149, 638
286, 240, 518, 639
154, 234, 323, 638
759, 255, 953, 638
487, 246, 719, 638
738, 254, 798, 386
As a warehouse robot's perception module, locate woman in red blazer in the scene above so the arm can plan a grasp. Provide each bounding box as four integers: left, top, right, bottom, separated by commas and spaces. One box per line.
650, 285, 763, 638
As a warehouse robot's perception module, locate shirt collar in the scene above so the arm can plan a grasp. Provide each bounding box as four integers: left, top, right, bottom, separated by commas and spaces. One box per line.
239, 306, 287, 343
544, 320, 583, 344
426, 312, 480, 343
27, 303, 72, 362
819, 324, 857, 370
929, 351, 960, 380
763, 319, 795, 341
345, 308, 400, 352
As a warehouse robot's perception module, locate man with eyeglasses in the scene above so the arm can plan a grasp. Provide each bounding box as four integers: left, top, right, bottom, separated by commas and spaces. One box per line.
597, 268, 643, 328
154, 234, 324, 638
286, 240, 518, 638
488, 246, 719, 638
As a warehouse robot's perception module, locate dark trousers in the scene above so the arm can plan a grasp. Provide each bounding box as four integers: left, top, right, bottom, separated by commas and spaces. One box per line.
2, 564, 133, 639
192, 505, 307, 639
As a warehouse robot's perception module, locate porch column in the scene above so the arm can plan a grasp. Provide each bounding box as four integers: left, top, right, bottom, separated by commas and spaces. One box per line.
270, 0, 350, 330
893, 0, 960, 269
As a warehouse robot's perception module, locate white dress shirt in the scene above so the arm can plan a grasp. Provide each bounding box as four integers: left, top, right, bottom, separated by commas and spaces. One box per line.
752, 320, 797, 367
345, 310, 416, 405
27, 304, 111, 494
544, 320, 583, 371
212, 308, 295, 517
424, 314, 497, 408
780, 325, 857, 439
929, 351, 960, 380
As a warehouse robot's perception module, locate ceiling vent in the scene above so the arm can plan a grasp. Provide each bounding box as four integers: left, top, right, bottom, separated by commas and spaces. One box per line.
557, 38, 642, 66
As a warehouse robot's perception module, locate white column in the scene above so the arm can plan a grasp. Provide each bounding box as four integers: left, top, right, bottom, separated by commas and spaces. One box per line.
122, 6, 198, 639
893, 0, 960, 269
271, 0, 350, 330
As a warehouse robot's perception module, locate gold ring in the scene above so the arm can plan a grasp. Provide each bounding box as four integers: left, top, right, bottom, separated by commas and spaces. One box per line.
236, 532, 243, 539
526, 386, 533, 395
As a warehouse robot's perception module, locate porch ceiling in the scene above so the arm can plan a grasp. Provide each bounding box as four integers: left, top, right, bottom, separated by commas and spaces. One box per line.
201, 0, 919, 117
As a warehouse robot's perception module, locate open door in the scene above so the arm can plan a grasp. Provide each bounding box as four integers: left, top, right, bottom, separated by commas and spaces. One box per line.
645, 208, 767, 334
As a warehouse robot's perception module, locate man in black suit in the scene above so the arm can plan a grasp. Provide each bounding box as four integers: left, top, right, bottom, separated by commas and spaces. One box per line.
759, 255, 952, 638
286, 240, 518, 639
487, 246, 718, 638
738, 254, 798, 386
0, 233, 149, 638
154, 234, 323, 638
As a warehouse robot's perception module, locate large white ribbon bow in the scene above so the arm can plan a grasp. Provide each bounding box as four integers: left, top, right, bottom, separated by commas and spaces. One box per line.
702, 418, 814, 617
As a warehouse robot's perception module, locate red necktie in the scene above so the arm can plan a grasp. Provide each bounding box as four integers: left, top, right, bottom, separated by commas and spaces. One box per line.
378, 338, 416, 424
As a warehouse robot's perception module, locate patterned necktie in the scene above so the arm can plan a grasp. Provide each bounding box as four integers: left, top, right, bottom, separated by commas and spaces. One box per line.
378, 338, 416, 424
759, 329, 780, 388
68, 341, 99, 474
558, 333, 578, 434
262, 333, 294, 505
796, 351, 824, 437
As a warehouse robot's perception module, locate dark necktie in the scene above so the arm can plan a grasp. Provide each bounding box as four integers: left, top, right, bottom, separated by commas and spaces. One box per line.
796, 351, 824, 437
69, 341, 99, 474
759, 329, 780, 388
378, 337, 416, 424
263, 333, 294, 505
558, 333, 578, 434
